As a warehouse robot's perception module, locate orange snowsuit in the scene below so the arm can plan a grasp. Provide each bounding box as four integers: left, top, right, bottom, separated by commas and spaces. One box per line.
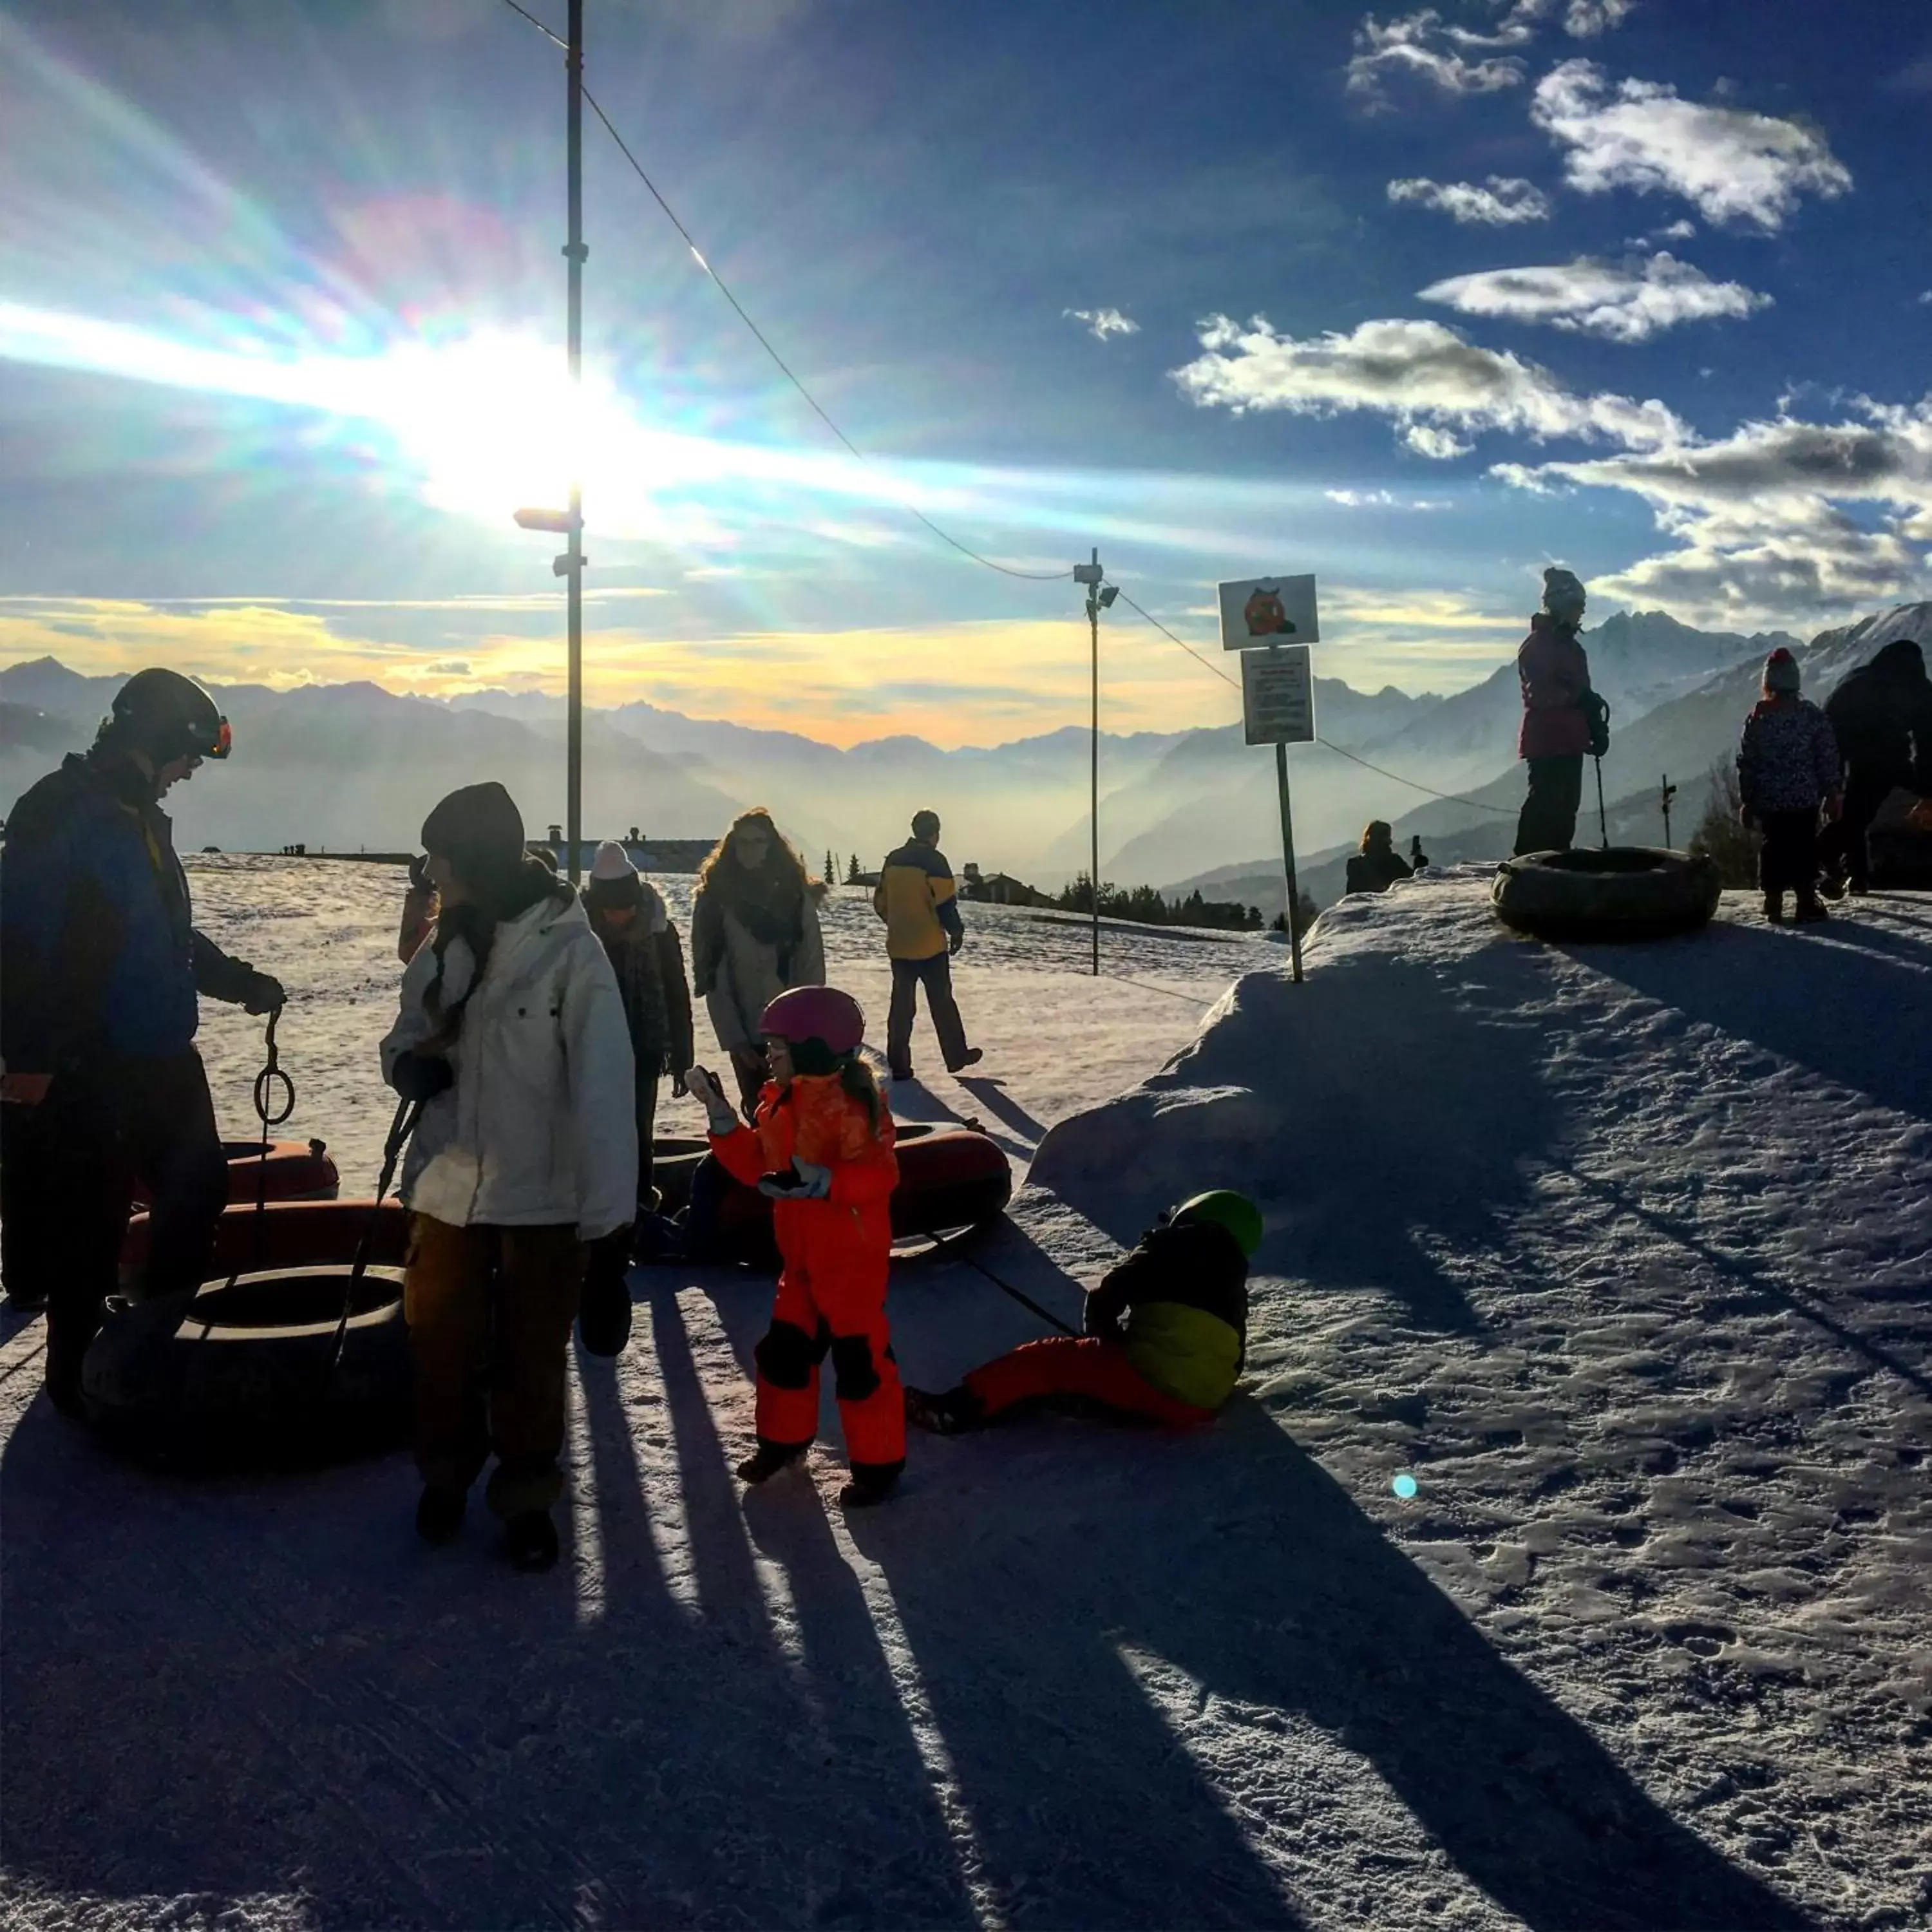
708, 1074, 904, 1478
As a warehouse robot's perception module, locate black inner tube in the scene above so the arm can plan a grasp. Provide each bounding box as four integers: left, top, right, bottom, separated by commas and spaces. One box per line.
189, 1272, 401, 1329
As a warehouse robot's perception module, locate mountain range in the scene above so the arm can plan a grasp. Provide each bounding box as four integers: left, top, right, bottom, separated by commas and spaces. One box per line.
3, 601, 1919, 896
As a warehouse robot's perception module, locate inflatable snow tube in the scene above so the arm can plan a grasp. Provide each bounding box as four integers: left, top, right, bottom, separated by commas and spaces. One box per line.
121, 1197, 409, 1285
82, 1266, 411, 1466
129, 1138, 339, 1213
1492, 847, 1721, 943
676, 1124, 1013, 1266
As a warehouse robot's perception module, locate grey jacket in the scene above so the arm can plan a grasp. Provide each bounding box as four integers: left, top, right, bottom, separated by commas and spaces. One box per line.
690, 887, 826, 1053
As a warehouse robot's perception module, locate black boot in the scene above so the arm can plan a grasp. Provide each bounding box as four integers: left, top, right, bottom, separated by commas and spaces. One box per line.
1794, 895, 1830, 923
1762, 891, 1784, 923
504, 1510, 559, 1572
736, 1439, 810, 1484
576, 1262, 633, 1358
415, 1486, 466, 1546
838, 1461, 904, 1510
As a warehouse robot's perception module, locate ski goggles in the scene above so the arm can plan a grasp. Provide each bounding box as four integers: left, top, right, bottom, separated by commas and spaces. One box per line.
201, 715, 233, 760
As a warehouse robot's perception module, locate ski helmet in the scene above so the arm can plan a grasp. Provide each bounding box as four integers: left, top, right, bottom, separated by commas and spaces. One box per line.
1172, 1189, 1264, 1258
106, 668, 231, 763
759, 985, 866, 1058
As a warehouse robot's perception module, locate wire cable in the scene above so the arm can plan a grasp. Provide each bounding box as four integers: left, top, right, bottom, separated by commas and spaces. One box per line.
500, 0, 1068, 582
1111, 590, 1240, 690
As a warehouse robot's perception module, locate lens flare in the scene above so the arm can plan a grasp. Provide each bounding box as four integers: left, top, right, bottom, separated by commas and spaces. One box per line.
1392, 1472, 1419, 1500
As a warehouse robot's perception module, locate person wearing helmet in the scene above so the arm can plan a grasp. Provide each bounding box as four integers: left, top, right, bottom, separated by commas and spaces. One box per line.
1513, 567, 1605, 857
685, 984, 904, 1507
0, 668, 285, 1412
905, 1191, 1259, 1434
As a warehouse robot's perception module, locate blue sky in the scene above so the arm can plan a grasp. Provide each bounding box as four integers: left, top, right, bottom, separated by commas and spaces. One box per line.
1, 0, 1927, 743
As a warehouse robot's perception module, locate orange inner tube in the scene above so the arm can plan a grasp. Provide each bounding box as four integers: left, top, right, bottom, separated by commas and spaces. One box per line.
122, 1197, 408, 1282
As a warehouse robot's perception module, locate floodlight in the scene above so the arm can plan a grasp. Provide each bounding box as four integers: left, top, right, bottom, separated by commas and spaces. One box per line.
1097, 584, 1119, 609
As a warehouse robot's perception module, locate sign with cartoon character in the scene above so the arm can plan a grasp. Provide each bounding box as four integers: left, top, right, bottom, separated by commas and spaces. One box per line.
1218, 574, 1319, 651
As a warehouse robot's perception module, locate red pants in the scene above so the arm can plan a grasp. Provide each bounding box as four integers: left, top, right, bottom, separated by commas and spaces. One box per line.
755, 1270, 905, 1475
965, 1336, 1214, 1428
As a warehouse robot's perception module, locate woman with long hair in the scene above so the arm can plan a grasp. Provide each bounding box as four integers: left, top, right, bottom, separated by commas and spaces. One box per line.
381, 782, 636, 1572
689, 809, 826, 1117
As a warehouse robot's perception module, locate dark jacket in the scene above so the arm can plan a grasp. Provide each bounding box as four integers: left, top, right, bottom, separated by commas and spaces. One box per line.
589, 884, 695, 1074
1084, 1218, 1249, 1412
1737, 697, 1841, 816
1517, 616, 1594, 761
1, 750, 257, 1070
1345, 846, 1412, 895
873, 840, 965, 961
1824, 641, 1932, 788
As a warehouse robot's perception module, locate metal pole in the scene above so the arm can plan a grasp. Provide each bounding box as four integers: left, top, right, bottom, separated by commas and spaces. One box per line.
564, 0, 586, 883
1275, 739, 1304, 985
1088, 545, 1099, 978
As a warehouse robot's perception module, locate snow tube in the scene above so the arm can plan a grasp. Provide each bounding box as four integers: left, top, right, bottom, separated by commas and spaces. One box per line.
121, 1197, 409, 1286
128, 1138, 340, 1213
82, 1265, 411, 1466
675, 1124, 1013, 1265
1492, 847, 1721, 942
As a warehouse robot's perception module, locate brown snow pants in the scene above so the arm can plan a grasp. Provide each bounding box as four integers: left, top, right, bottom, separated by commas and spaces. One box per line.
404, 1215, 583, 1519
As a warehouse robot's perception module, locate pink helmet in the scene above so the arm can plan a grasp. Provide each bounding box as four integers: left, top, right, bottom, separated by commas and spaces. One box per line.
759, 985, 866, 1057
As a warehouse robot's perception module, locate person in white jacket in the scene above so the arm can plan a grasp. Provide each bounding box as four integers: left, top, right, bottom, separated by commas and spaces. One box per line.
381, 782, 636, 1572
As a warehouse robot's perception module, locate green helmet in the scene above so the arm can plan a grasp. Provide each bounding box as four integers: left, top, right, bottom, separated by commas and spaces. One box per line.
104, 668, 231, 764
1172, 1189, 1263, 1258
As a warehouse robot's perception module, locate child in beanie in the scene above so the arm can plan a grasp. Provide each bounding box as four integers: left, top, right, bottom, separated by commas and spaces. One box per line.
1737, 648, 1842, 924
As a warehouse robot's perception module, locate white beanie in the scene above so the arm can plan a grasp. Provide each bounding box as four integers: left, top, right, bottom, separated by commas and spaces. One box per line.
589, 839, 636, 883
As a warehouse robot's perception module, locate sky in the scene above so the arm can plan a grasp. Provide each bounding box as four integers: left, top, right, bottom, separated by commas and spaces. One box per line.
1, 0, 1927, 746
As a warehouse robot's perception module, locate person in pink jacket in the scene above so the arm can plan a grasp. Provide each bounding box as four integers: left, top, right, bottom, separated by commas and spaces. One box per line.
1513, 567, 1596, 855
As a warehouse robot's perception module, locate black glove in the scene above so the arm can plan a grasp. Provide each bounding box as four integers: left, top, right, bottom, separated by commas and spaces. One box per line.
948, 931, 964, 957
392, 1049, 453, 1103
241, 972, 286, 1016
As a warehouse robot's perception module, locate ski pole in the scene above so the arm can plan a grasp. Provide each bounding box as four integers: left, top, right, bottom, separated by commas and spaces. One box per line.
1595, 755, 1609, 849
249, 1007, 295, 1274
319, 1094, 423, 1394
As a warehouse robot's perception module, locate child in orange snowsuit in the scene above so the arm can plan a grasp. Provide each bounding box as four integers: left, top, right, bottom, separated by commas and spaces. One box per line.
687, 985, 904, 1507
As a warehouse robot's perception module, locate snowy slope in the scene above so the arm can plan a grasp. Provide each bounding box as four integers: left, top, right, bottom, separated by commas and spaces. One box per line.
3, 870, 1928, 1930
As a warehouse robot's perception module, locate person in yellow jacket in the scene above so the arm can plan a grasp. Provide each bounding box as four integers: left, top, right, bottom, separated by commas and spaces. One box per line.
873, 810, 981, 1081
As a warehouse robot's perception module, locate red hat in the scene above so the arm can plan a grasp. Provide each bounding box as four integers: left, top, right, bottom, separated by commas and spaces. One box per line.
1763, 647, 1801, 694
759, 986, 865, 1057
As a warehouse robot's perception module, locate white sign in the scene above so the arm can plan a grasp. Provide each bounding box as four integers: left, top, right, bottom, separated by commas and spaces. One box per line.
1219, 574, 1320, 650
1242, 645, 1315, 746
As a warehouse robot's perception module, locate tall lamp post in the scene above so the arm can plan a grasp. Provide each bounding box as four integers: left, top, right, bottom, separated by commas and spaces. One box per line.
513, 0, 589, 882
1074, 550, 1116, 976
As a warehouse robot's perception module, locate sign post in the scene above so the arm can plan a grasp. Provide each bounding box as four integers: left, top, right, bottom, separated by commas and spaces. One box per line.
1222, 576, 1320, 985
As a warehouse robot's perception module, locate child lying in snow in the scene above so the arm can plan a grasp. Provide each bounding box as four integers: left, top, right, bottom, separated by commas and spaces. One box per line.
905, 1191, 1260, 1433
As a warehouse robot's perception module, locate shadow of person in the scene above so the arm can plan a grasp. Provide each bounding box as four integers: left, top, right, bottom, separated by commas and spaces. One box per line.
956, 1076, 1049, 1153
886, 1079, 967, 1129
0, 1332, 974, 1929
848, 1399, 1811, 1931
1029, 940, 1576, 1336
1562, 918, 1931, 1123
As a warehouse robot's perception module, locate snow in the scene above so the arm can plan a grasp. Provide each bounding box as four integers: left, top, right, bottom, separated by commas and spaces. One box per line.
4, 859, 1931, 1930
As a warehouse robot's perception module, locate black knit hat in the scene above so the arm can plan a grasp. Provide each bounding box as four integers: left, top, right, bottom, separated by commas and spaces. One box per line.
421, 782, 526, 887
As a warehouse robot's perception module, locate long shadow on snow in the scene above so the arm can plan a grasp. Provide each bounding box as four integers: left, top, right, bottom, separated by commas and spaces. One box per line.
1562, 918, 1932, 1124
0, 1351, 974, 1929
956, 1075, 1048, 1155
1030, 944, 1574, 1336
848, 1399, 1812, 1932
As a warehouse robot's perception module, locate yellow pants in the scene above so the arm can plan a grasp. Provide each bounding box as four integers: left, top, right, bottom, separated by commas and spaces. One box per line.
404, 1215, 583, 1519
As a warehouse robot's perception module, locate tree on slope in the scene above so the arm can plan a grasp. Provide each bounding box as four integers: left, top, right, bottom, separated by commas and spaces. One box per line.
1689, 758, 1759, 887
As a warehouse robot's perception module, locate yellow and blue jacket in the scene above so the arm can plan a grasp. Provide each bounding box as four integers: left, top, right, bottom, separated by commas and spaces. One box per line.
873, 840, 965, 961
1084, 1218, 1249, 1412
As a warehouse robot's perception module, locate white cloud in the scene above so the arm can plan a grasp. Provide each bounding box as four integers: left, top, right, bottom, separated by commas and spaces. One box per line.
1171, 314, 1685, 456
1419, 252, 1772, 342
1497, 401, 1932, 621
1348, 10, 1528, 100
1065, 307, 1141, 341
1387, 175, 1552, 224
1564, 0, 1633, 33
1532, 61, 1852, 231
1323, 488, 1453, 507
1919, 290, 1932, 305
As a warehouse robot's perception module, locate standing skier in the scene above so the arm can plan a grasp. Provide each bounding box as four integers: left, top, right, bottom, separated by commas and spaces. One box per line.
875, 809, 980, 1081
1736, 648, 1842, 925
687, 986, 904, 1507
0, 669, 284, 1410
1817, 638, 1932, 896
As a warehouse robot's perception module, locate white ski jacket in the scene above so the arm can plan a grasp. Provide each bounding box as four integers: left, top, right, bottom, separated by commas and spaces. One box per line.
381, 893, 637, 1240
